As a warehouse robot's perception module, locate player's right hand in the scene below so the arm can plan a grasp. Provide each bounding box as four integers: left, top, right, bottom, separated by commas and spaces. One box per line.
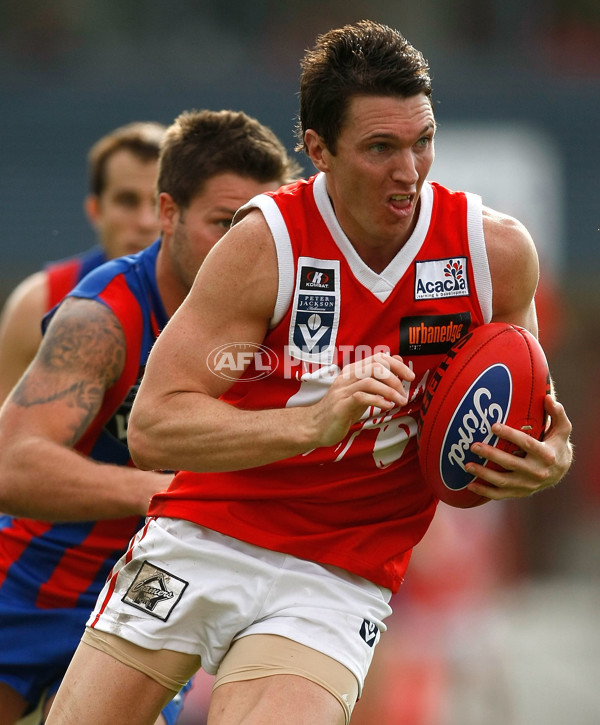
311, 352, 414, 448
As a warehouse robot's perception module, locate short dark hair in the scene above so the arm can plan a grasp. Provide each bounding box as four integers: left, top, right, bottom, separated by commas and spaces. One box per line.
158, 110, 301, 209
88, 122, 166, 196
296, 20, 433, 154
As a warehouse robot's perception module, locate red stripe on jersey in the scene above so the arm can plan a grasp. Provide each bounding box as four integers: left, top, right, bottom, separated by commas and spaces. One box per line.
75, 275, 144, 457
46, 259, 81, 310
0, 520, 53, 588
35, 516, 141, 609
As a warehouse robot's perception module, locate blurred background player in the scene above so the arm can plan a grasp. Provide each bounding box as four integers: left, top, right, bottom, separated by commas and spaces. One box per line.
0, 120, 166, 405
0, 108, 298, 725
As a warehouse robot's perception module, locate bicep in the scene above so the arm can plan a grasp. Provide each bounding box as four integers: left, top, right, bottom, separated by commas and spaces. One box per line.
3, 297, 126, 447
141, 213, 278, 402
484, 209, 540, 335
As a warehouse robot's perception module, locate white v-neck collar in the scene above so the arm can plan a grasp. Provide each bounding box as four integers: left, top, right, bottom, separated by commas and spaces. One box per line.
312, 172, 433, 302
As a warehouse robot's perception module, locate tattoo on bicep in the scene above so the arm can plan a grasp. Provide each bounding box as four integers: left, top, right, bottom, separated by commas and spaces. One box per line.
38, 300, 126, 381
11, 299, 126, 442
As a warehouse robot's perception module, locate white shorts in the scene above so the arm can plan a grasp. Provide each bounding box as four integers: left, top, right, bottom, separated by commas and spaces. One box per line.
88, 517, 392, 693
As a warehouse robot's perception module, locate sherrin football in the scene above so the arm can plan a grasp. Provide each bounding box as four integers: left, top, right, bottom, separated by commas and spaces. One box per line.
417, 322, 550, 508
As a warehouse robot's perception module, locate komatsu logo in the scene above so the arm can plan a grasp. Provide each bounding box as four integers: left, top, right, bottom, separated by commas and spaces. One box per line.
415, 258, 469, 300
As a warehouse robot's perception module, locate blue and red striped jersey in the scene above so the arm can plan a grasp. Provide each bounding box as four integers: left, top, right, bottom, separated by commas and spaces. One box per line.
0, 240, 167, 610
45, 246, 108, 312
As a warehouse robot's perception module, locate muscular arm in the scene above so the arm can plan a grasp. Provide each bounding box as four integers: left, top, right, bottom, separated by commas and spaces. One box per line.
129, 211, 413, 474
465, 208, 573, 498
0, 271, 47, 406
484, 207, 540, 333
0, 296, 170, 520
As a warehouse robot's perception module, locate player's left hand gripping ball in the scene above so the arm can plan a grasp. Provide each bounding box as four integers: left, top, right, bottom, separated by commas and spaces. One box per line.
417, 322, 550, 508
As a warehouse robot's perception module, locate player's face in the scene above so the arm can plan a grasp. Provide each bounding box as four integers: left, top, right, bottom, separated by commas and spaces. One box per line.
166, 171, 281, 291
86, 148, 160, 258
307, 93, 435, 270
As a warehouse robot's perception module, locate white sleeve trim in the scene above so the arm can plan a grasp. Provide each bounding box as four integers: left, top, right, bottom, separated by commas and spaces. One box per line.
465, 192, 493, 323
234, 195, 294, 329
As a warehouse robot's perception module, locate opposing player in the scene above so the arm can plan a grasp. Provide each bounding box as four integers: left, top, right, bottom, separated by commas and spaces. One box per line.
0, 121, 166, 406
0, 109, 297, 724
46, 21, 572, 725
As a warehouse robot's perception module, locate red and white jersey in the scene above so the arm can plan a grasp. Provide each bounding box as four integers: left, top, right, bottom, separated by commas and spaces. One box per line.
149, 174, 493, 592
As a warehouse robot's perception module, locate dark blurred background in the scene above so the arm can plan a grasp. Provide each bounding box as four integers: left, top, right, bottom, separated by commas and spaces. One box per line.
1, 1, 599, 723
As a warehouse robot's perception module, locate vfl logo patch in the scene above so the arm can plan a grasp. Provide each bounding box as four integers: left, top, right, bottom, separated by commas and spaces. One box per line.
415, 257, 469, 300
440, 364, 512, 491
294, 311, 333, 353
359, 619, 379, 648
399, 313, 471, 355
289, 257, 340, 364
122, 561, 188, 621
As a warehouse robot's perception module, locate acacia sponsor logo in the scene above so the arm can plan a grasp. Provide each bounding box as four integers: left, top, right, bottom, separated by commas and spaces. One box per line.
415, 257, 469, 300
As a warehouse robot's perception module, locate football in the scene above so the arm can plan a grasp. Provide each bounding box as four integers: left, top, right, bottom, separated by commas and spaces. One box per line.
417, 322, 550, 508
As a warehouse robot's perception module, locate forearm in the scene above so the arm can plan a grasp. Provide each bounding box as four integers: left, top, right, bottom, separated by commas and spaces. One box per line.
0, 436, 170, 521
129, 354, 412, 474
129, 392, 318, 473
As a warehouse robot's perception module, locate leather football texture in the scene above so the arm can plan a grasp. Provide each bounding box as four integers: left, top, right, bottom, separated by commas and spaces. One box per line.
417, 322, 550, 508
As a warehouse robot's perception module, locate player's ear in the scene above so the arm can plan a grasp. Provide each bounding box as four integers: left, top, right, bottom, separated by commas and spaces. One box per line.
304, 130, 331, 172
84, 194, 100, 228
158, 192, 180, 235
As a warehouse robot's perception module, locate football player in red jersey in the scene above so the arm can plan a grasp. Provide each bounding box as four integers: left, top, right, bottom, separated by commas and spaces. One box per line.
47, 21, 573, 725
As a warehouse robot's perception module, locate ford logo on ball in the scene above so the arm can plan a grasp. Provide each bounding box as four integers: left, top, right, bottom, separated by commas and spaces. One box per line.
440, 364, 512, 490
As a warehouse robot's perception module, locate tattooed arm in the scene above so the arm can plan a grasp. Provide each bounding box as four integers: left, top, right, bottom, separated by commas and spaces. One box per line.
0, 297, 170, 521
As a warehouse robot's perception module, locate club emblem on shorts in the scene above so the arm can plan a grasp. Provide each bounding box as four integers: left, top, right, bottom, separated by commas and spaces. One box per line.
122, 561, 188, 621
359, 619, 379, 648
